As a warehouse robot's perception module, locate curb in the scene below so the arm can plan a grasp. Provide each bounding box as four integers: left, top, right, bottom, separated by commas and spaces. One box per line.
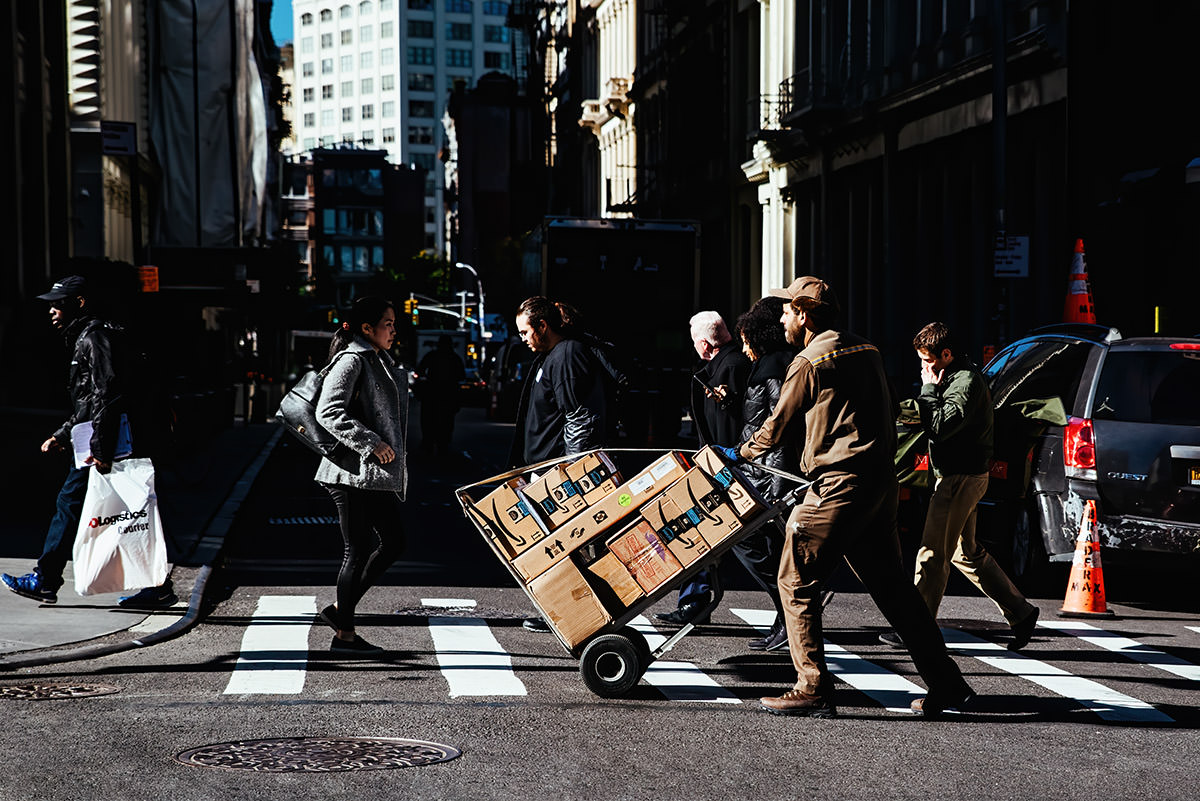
0, 428, 282, 672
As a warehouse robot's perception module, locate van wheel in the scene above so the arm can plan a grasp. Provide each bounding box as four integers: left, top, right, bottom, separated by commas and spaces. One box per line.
1010, 501, 1051, 595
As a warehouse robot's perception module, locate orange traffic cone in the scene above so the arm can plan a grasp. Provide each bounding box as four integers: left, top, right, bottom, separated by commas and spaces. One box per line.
1059, 499, 1115, 618
1063, 238, 1097, 324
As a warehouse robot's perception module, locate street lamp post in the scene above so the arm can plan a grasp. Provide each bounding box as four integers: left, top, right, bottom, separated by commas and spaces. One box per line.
455, 262, 486, 338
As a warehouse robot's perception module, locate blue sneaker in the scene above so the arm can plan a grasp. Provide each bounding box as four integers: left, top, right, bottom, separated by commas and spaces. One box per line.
2, 570, 58, 604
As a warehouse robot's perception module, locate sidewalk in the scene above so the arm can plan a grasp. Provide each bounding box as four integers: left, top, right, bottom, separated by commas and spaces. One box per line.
0, 421, 279, 668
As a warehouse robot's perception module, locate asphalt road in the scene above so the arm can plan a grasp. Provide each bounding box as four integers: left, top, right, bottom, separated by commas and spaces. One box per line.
3, 408, 1199, 801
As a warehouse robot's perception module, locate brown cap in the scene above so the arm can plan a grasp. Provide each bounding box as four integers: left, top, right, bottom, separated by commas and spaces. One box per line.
767, 276, 839, 312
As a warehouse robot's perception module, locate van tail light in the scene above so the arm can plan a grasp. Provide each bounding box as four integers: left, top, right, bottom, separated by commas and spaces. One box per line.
1169, 342, 1200, 350
1064, 416, 1096, 473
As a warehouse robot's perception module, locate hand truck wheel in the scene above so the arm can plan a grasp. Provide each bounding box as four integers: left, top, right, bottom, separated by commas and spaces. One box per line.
579, 632, 647, 698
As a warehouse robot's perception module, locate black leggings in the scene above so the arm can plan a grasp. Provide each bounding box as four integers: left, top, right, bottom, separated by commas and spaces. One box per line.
324, 485, 405, 631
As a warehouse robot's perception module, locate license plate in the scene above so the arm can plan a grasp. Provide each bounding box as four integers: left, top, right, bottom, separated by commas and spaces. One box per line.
1191, 466, 1200, 486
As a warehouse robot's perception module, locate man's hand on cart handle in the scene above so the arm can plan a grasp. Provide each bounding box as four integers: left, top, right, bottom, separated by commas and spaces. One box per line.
716, 445, 743, 463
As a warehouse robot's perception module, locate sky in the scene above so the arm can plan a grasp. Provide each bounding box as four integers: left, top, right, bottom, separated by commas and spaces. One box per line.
271, 0, 293, 45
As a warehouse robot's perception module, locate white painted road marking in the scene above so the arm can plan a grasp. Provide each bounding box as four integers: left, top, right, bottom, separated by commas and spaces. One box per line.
423, 598, 527, 698
732, 608, 925, 713
629, 615, 741, 704
941, 627, 1173, 723
223, 595, 316, 696
128, 601, 187, 637
1040, 620, 1200, 682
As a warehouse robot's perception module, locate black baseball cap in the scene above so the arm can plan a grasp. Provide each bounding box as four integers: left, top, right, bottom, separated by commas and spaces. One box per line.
36, 275, 89, 303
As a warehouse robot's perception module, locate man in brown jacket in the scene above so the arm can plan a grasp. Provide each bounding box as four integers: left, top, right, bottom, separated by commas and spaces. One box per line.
736, 276, 974, 718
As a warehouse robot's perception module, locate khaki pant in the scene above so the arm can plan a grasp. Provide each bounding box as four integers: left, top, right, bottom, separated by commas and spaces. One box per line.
914, 472, 1035, 627
778, 470, 966, 697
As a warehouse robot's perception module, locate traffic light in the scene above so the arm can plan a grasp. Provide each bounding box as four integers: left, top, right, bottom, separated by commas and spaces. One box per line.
403, 298, 419, 325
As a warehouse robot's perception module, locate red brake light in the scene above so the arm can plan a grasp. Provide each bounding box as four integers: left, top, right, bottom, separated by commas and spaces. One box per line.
1064, 416, 1095, 470
1169, 342, 1200, 350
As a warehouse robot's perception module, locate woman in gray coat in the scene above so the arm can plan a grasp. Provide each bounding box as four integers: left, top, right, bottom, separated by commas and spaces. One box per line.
315, 296, 409, 653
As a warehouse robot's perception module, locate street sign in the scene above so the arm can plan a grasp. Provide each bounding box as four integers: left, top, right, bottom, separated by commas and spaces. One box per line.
993, 235, 1030, 278
101, 121, 137, 156
137, 266, 159, 293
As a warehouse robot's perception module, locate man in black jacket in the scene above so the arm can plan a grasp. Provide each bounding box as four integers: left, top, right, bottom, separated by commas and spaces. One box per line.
2, 276, 175, 608
656, 311, 751, 626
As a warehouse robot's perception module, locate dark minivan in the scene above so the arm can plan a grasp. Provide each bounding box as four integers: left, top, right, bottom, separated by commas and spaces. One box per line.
978, 324, 1200, 582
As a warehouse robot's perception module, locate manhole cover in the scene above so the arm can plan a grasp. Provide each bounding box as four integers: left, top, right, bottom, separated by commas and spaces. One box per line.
395, 605, 527, 620
0, 682, 120, 700
176, 737, 461, 772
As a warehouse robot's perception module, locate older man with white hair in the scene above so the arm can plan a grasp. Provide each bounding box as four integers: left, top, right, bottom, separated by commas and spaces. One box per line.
655, 310, 751, 626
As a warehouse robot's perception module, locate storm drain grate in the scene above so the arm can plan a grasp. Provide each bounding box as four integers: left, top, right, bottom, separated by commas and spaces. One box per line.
0, 682, 120, 700
176, 737, 461, 772
395, 605, 527, 620
268, 516, 339, 526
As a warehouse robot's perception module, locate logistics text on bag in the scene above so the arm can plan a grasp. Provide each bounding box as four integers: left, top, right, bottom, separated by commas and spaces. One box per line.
89, 508, 149, 529
276, 351, 362, 457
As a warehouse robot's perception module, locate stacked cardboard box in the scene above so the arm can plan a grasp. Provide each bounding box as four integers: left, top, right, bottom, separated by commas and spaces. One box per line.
606, 519, 683, 594
527, 559, 612, 648
464, 476, 548, 560
692, 446, 769, 520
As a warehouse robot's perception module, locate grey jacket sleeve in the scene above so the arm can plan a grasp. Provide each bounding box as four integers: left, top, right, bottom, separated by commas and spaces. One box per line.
316, 353, 380, 457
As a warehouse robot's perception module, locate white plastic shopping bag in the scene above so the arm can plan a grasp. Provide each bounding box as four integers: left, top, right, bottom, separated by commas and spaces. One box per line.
72, 457, 170, 596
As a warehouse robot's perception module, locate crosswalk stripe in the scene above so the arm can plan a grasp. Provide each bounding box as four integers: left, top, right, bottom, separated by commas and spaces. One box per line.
731, 608, 924, 713
128, 602, 187, 636
1039, 620, 1200, 682
628, 615, 742, 704
223, 595, 315, 696
1187, 626, 1200, 637
941, 628, 1173, 723
423, 598, 527, 698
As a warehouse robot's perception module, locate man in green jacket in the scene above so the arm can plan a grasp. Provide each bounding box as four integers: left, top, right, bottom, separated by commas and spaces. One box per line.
882, 322, 1039, 651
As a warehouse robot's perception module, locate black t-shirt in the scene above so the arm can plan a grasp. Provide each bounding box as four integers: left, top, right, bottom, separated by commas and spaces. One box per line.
523, 338, 605, 463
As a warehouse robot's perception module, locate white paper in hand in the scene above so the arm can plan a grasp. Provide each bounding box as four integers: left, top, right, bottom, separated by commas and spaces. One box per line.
71, 414, 133, 469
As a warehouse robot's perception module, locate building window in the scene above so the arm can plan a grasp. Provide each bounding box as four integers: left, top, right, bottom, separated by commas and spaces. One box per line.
412, 152, 436, 170
446, 22, 472, 40
340, 4, 352, 18
381, 74, 395, 91
482, 1, 508, 15
409, 100, 434, 117
340, 54, 353, 71
303, 87, 315, 102
382, 127, 395, 143
321, 135, 335, 146
380, 20, 393, 37
322, 58, 334, 74
380, 48, 393, 66
321, 32, 333, 48
360, 51, 373, 69
445, 0, 471, 12
362, 104, 375, 119
483, 24, 510, 43
321, 109, 334, 126
360, 0, 373, 13
362, 129, 375, 144
342, 107, 354, 122
301, 36, 315, 53
301, 12, 314, 24
408, 125, 433, 144
484, 51, 509, 70
408, 20, 432, 37
303, 137, 316, 150
302, 61, 314, 77
339, 81, 351, 97
320, 9, 333, 21
341, 29, 353, 44
408, 73, 434, 91
380, 0, 392, 9
324, 84, 336, 98
446, 48, 472, 67
303, 112, 316, 127
407, 46, 434, 65
342, 133, 355, 144
361, 77, 374, 93
408, 0, 431, 8
382, 100, 395, 118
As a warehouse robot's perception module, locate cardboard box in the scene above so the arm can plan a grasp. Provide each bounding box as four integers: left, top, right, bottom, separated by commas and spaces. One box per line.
606, 519, 683, 594
692, 446, 769, 520
639, 494, 712, 568
464, 477, 547, 560
563, 451, 622, 503
658, 467, 743, 549
511, 451, 690, 582
527, 558, 612, 649
519, 464, 589, 529
584, 551, 645, 608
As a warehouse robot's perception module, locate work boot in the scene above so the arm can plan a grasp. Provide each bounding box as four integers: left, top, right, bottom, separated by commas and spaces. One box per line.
760, 688, 837, 718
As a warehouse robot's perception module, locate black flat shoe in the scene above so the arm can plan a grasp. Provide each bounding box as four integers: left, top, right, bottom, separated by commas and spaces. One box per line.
318, 604, 340, 633
330, 634, 384, 654
522, 616, 552, 633
1008, 607, 1040, 651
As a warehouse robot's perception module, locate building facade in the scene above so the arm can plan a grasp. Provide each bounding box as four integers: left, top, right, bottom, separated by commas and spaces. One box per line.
290, 0, 517, 253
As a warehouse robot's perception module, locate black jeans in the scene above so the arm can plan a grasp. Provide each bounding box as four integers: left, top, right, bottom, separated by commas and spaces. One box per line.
731, 517, 786, 619
37, 465, 90, 591
324, 485, 405, 631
